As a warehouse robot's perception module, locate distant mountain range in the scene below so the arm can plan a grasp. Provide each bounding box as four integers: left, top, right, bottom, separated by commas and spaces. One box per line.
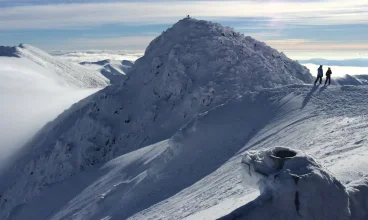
300, 58, 368, 67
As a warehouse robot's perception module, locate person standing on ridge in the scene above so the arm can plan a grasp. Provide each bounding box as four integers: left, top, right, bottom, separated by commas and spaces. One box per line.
314, 65, 324, 85
325, 67, 332, 85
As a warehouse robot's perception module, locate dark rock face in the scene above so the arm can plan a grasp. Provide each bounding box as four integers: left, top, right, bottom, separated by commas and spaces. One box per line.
0, 46, 20, 57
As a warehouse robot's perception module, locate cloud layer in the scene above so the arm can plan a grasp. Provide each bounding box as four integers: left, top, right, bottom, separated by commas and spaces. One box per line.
0, 1, 367, 58
1, 1, 368, 30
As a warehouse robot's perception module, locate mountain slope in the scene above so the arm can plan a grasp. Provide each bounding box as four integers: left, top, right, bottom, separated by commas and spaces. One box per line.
0, 44, 109, 88
0, 18, 313, 219
3, 85, 368, 220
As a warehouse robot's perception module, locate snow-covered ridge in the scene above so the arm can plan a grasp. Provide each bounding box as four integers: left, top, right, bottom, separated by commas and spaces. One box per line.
0, 44, 109, 88
80, 59, 134, 84
0, 18, 314, 219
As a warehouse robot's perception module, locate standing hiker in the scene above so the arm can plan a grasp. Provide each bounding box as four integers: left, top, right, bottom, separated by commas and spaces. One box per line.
314, 65, 323, 85
325, 67, 332, 85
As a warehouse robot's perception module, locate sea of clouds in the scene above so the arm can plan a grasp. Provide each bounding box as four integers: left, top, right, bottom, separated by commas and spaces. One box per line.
51, 50, 144, 63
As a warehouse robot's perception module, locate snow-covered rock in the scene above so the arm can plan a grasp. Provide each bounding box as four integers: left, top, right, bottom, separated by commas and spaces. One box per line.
220, 147, 350, 219
0, 18, 314, 219
219, 147, 368, 220
0, 46, 20, 57
0, 44, 109, 88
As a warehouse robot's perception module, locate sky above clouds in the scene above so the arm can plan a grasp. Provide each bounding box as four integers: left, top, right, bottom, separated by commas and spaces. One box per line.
0, 0, 367, 59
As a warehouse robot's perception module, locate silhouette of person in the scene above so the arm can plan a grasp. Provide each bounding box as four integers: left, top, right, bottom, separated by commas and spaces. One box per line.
314, 65, 323, 85
325, 67, 332, 85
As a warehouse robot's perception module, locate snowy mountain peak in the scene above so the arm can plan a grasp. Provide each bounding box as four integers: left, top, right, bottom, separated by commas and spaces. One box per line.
0, 18, 314, 220
142, 17, 312, 93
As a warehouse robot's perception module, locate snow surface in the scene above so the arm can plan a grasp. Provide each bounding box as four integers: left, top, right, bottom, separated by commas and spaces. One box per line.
2, 18, 368, 220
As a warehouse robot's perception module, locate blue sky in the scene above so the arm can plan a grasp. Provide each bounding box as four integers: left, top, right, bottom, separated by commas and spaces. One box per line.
0, 0, 367, 59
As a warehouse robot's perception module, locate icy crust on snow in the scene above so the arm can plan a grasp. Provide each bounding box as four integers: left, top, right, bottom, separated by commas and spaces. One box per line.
0, 18, 313, 219
219, 147, 368, 220
0, 44, 109, 88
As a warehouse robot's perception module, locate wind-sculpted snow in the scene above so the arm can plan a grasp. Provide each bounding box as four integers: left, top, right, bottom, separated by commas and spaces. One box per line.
219, 147, 368, 220
0, 18, 321, 219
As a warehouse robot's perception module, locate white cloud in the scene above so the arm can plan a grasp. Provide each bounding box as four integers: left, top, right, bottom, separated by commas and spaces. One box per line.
55, 50, 144, 63
0, 1, 367, 30
0, 57, 99, 169
67, 36, 156, 50
265, 39, 368, 51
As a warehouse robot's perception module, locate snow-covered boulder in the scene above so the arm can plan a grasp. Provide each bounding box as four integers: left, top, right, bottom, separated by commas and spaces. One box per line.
219, 147, 368, 220
0, 18, 313, 219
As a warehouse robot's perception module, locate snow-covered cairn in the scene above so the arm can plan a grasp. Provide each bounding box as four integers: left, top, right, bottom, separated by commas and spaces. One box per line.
219, 147, 368, 220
